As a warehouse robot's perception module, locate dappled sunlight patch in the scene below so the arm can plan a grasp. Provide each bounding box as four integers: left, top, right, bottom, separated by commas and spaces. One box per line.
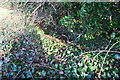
0, 7, 28, 78
0, 7, 26, 55
1, 2, 120, 79
0, 7, 13, 15
35, 26, 68, 55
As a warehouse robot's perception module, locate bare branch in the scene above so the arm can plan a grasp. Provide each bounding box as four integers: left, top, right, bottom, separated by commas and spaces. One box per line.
81, 50, 120, 55
26, 3, 44, 24
105, 39, 112, 50
98, 41, 120, 78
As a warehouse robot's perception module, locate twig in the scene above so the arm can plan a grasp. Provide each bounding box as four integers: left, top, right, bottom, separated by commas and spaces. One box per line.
34, 64, 68, 78
105, 39, 112, 50
98, 41, 120, 78
76, 29, 86, 40
92, 50, 104, 63
13, 62, 33, 80
23, 0, 30, 6
28, 69, 34, 80
61, 48, 67, 58
49, 3, 56, 13
81, 50, 120, 55
34, 64, 59, 71
92, 50, 120, 62
27, 3, 43, 23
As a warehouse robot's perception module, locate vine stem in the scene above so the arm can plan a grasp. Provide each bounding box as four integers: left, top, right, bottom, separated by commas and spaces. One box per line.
98, 41, 120, 78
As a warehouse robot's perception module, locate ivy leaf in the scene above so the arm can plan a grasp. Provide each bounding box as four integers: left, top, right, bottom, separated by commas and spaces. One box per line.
89, 66, 96, 71
114, 54, 120, 59
41, 70, 46, 76
59, 71, 64, 74
110, 32, 115, 38
105, 67, 109, 71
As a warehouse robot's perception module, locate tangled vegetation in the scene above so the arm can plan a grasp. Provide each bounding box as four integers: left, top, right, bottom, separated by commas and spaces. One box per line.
0, 2, 120, 79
